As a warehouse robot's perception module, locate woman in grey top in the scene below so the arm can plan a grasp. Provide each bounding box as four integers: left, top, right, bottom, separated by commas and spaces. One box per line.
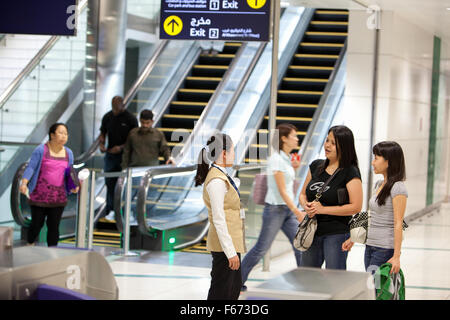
343, 141, 407, 274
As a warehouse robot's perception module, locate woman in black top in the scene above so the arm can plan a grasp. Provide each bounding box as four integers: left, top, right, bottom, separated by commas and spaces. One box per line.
298, 125, 363, 270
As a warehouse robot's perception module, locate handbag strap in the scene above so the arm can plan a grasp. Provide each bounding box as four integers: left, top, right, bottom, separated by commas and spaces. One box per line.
315, 168, 342, 202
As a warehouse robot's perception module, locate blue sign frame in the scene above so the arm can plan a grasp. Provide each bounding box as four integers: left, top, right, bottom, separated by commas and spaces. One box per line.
0, 0, 78, 36
160, 0, 271, 42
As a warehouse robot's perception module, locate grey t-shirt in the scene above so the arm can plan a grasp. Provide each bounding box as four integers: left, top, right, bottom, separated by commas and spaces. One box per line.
366, 180, 408, 249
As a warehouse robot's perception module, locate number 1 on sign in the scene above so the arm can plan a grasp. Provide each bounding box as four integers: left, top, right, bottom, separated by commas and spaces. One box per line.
247, 0, 266, 9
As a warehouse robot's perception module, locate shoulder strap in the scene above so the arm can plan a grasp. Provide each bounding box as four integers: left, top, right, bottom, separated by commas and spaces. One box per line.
314, 168, 342, 201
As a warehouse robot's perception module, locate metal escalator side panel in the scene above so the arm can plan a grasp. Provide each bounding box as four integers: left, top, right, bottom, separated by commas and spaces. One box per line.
10, 163, 30, 228
228, 7, 315, 166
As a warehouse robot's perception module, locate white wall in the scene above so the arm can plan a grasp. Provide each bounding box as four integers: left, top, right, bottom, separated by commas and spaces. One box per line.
344, 10, 450, 217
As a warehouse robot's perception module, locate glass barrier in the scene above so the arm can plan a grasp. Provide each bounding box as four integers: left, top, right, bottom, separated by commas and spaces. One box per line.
223, 7, 312, 165
236, 165, 295, 260
0, 8, 87, 168
0, 143, 36, 224
127, 40, 197, 120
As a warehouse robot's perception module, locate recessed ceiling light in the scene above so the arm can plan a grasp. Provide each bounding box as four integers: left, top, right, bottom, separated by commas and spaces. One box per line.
447, 7, 450, 10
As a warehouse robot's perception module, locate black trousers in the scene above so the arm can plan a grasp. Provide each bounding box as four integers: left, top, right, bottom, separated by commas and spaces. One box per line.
27, 205, 65, 246
104, 152, 122, 214
207, 252, 242, 300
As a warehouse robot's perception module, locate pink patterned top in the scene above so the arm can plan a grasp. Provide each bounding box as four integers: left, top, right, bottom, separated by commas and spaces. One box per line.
29, 143, 69, 207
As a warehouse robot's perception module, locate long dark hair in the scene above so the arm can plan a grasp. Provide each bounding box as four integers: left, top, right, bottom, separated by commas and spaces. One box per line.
273, 123, 297, 152
194, 133, 233, 186
373, 141, 406, 206
48, 122, 68, 141
320, 125, 359, 173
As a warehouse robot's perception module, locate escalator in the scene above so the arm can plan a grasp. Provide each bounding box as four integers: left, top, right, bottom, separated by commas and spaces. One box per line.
245, 9, 348, 164
7, 40, 203, 246
131, 7, 312, 252
8, 38, 249, 249
157, 42, 242, 158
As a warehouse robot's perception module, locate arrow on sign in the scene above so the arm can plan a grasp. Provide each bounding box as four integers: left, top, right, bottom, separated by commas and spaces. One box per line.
167, 18, 179, 33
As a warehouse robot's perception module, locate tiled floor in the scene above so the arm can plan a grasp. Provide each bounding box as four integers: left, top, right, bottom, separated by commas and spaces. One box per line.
104, 201, 450, 300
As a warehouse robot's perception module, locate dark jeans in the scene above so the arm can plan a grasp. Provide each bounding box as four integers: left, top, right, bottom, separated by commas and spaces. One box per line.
27, 205, 65, 246
207, 252, 242, 300
364, 245, 395, 274
241, 204, 302, 286
300, 232, 350, 270
104, 152, 122, 214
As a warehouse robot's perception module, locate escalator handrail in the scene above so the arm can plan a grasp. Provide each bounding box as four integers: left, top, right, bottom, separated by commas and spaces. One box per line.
298, 40, 348, 157
135, 161, 266, 235
0, 0, 88, 111
174, 42, 248, 164
216, 42, 267, 132
123, 40, 168, 109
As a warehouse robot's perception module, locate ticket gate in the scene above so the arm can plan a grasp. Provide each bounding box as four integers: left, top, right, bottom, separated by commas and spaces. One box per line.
241, 267, 375, 300
0, 227, 118, 300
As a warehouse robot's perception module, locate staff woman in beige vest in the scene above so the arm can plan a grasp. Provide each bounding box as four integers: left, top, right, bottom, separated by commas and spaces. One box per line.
194, 133, 245, 300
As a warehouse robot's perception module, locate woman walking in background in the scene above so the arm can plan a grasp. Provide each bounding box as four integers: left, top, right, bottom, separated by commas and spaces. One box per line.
240, 123, 305, 292
19, 123, 79, 247
299, 125, 363, 270
342, 141, 408, 275
195, 133, 245, 300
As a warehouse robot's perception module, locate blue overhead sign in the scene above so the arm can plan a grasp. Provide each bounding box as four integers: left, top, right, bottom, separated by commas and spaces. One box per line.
0, 0, 78, 36
160, 0, 271, 41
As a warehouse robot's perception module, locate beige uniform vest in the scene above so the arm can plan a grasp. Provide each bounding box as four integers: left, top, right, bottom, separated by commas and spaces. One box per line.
203, 167, 246, 254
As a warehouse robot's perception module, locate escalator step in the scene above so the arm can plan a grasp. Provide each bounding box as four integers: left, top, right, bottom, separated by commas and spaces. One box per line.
315, 10, 349, 15
193, 65, 229, 70
93, 231, 121, 237
159, 127, 193, 133
163, 114, 200, 119
186, 76, 222, 81
294, 54, 339, 59
289, 65, 335, 70
282, 78, 328, 89
278, 89, 323, 95
277, 102, 318, 108
170, 103, 206, 115
171, 100, 208, 106
305, 31, 348, 36
310, 21, 349, 25
264, 116, 312, 121
185, 76, 222, 89
179, 88, 215, 94
300, 42, 344, 47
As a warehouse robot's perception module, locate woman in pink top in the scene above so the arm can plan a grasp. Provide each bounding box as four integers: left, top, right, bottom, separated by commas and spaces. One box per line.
20, 123, 79, 247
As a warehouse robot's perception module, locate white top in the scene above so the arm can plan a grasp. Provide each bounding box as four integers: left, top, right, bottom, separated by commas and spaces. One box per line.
206, 165, 241, 259
265, 151, 295, 205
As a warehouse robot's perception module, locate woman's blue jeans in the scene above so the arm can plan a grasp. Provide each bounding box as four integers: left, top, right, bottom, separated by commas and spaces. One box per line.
300, 232, 350, 270
241, 204, 302, 286
364, 245, 394, 274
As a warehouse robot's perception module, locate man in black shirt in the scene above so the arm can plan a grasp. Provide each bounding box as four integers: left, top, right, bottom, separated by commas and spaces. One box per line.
99, 96, 138, 219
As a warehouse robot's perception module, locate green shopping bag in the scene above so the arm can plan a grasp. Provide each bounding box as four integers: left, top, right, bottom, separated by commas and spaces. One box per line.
375, 263, 405, 300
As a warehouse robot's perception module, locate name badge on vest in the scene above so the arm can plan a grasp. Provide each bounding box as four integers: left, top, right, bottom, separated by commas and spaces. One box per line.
240, 208, 245, 219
